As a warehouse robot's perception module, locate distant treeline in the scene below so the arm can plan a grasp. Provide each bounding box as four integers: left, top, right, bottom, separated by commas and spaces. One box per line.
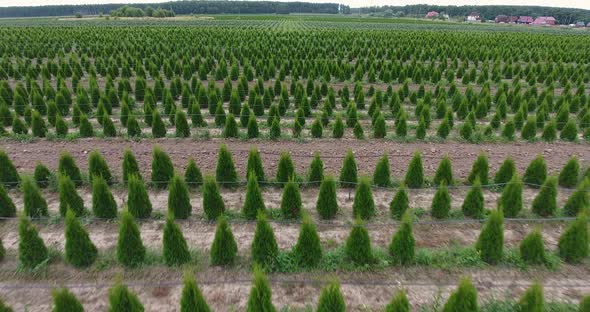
360, 5, 590, 23
0, 1, 346, 18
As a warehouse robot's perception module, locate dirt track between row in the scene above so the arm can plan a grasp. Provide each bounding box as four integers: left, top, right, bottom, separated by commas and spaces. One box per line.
3, 139, 589, 180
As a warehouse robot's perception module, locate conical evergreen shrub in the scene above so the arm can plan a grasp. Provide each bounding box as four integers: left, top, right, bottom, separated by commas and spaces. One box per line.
223, 113, 239, 138
517, 283, 544, 312
560, 119, 578, 141
390, 185, 409, 220
494, 157, 516, 185
293, 215, 322, 267
79, 114, 94, 137
116, 210, 146, 267
251, 212, 278, 268
442, 278, 479, 312
531, 177, 557, 216
210, 215, 237, 265
151, 110, 167, 138
385, 290, 410, 312
185, 159, 203, 188
216, 144, 238, 186
202, 176, 225, 220
31, 111, 47, 137
311, 117, 323, 138
127, 174, 152, 218
243, 172, 266, 220
175, 110, 190, 138
475, 209, 504, 264
431, 183, 451, 219
500, 174, 523, 218
58, 174, 85, 217
563, 179, 589, 217
180, 273, 211, 312
434, 156, 454, 186
103, 116, 117, 137
316, 175, 338, 219
22, 176, 48, 217
352, 177, 375, 220
247, 115, 259, 139
541, 119, 557, 142
333, 114, 344, 138
276, 152, 295, 185
151, 145, 174, 188
558, 156, 580, 188
34, 162, 51, 188
58, 152, 82, 186
523, 155, 547, 187
246, 148, 266, 183
52, 288, 84, 312
269, 117, 281, 139
467, 153, 489, 185
462, 179, 484, 218
168, 174, 192, 219
345, 219, 373, 265
108, 280, 144, 312
19, 214, 49, 269
163, 216, 191, 266
0, 150, 19, 187
519, 228, 546, 265
405, 151, 424, 188
0, 184, 16, 217
280, 179, 302, 219
88, 150, 112, 185
65, 209, 97, 268
339, 150, 358, 188
558, 212, 588, 263
373, 113, 387, 139
373, 154, 392, 187
316, 280, 346, 312
246, 266, 276, 312
389, 212, 415, 265
353, 121, 364, 139
122, 149, 141, 183
307, 152, 324, 185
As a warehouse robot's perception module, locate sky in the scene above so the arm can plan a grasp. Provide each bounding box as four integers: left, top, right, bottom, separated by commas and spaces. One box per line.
1, 0, 589, 10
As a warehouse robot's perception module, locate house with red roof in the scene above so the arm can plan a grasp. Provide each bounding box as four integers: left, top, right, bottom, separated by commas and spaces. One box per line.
425, 11, 439, 19
533, 16, 557, 25
517, 16, 534, 24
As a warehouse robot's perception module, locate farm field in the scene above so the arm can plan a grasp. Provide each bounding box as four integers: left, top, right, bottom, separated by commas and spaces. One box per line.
0, 14, 589, 311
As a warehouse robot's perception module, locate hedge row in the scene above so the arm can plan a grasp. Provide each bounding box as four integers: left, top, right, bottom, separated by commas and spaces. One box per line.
4, 261, 589, 311
12, 207, 589, 271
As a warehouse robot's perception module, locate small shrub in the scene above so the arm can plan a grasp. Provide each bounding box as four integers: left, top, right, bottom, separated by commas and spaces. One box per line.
523, 155, 547, 187
405, 151, 424, 188
501, 119, 516, 140
269, 117, 280, 139
353, 121, 364, 139
385, 290, 410, 312
521, 117, 537, 140
151, 145, 174, 188
433, 156, 453, 186
389, 212, 415, 265
494, 157, 516, 185
247, 115, 259, 139
31, 111, 46, 137
246, 266, 276, 312
246, 148, 266, 183
467, 153, 489, 185
0, 150, 19, 187
531, 177, 557, 216
560, 119, 578, 141
442, 277, 479, 312
373, 113, 387, 138
163, 216, 191, 266
563, 179, 589, 217
18, 215, 48, 269
558, 212, 588, 263
52, 288, 84, 312
541, 119, 557, 142
180, 273, 211, 312
517, 283, 544, 312
103, 116, 117, 137
243, 173, 266, 220
108, 280, 144, 311
251, 212, 279, 268
308, 152, 324, 185
210, 215, 237, 265
58, 174, 85, 217
127, 174, 152, 218
373, 154, 391, 187
519, 228, 546, 265
345, 219, 373, 265
352, 177, 375, 220
79, 114, 94, 137
316, 280, 346, 312
65, 209, 97, 268
34, 162, 51, 188
184, 159, 203, 188
202, 176, 225, 220
558, 156, 580, 188
0, 184, 16, 217
122, 149, 141, 183
116, 210, 146, 267
223, 113, 239, 138
293, 215, 322, 267
333, 114, 344, 138
175, 110, 190, 138
88, 150, 112, 184
316, 175, 338, 219
92, 175, 117, 219
311, 117, 323, 138
431, 183, 451, 219
216, 144, 238, 186
339, 150, 358, 188
58, 152, 82, 186
151, 110, 167, 138
500, 174, 523, 218
475, 209, 504, 264
168, 174, 192, 219
390, 185, 409, 220
22, 176, 48, 217
276, 152, 295, 185
462, 179, 484, 218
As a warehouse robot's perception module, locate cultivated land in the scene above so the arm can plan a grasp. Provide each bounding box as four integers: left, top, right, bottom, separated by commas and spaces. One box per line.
0, 14, 589, 311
